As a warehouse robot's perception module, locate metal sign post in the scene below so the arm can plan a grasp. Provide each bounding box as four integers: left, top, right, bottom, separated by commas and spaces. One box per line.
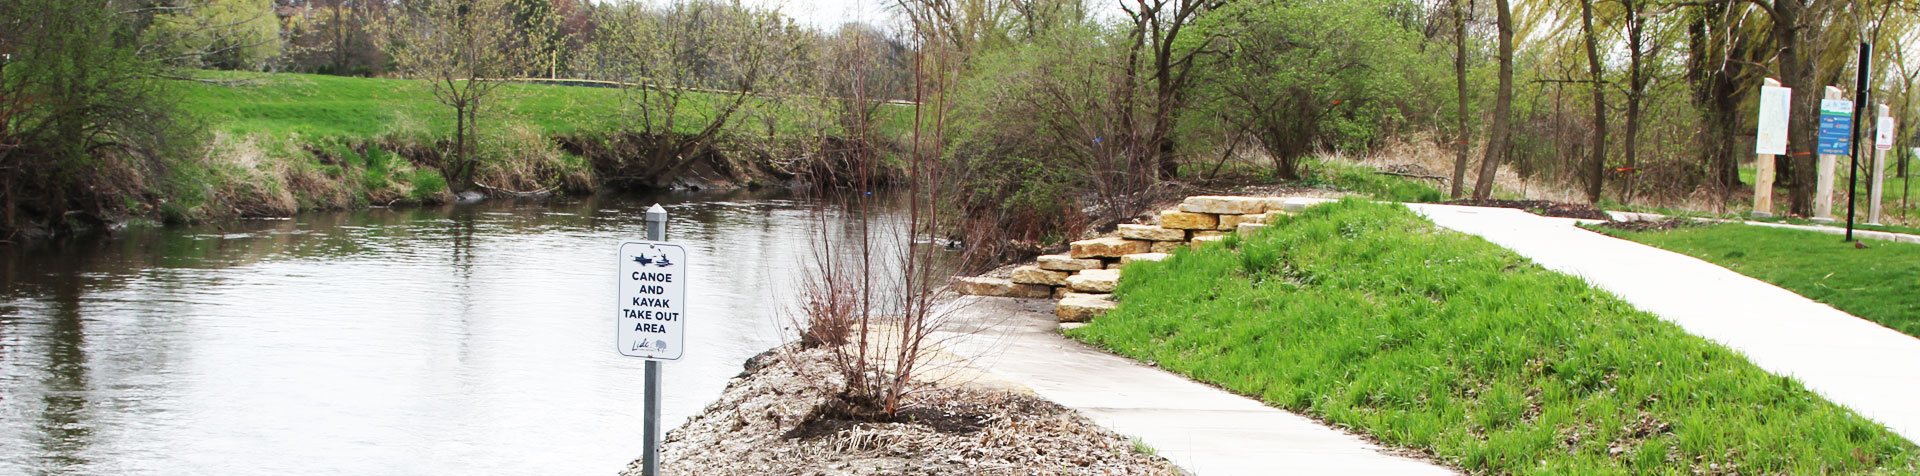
617, 203, 685, 476
1846, 41, 1872, 242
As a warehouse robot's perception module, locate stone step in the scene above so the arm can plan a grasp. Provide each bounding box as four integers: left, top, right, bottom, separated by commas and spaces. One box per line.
1070, 237, 1150, 259
1117, 224, 1185, 241
1180, 195, 1270, 215
954, 277, 1052, 298
1159, 210, 1218, 230
1067, 268, 1121, 293
1010, 265, 1071, 286
1037, 254, 1101, 272
1055, 293, 1117, 322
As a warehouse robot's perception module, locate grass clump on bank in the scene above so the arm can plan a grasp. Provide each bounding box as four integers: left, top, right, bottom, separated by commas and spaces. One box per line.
1590, 223, 1920, 338
1067, 199, 1918, 474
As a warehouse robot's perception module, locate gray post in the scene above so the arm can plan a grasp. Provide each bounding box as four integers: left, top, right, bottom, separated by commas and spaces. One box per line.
642, 203, 667, 476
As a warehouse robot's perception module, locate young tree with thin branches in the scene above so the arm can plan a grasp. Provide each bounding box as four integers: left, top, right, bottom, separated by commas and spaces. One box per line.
381, 0, 534, 193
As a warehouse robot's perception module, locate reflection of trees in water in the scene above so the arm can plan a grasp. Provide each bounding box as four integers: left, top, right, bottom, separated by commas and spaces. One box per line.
35, 272, 95, 470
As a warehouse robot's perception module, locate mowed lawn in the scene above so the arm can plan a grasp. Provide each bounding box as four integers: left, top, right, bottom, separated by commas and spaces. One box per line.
177, 71, 628, 138
173, 71, 884, 141
1068, 200, 1918, 474
1592, 223, 1920, 338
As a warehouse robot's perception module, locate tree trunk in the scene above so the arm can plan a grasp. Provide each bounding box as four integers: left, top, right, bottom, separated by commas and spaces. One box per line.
1579, 0, 1607, 204
1774, 0, 1817, 217
1449, 0, 1470, 199
1622, 5, 1646, 204
1471, 0, 1513, 199
453, 102, 471, 192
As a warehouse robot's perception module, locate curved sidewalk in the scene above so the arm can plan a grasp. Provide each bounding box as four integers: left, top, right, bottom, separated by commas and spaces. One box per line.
1406, 203, 1920, 444
943, 297, 1458, 476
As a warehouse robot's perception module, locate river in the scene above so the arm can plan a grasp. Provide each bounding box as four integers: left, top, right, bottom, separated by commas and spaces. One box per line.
0, 190, 917, 475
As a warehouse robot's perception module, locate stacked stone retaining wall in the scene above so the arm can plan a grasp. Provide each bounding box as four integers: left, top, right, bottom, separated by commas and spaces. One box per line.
957, 195, 1332, 322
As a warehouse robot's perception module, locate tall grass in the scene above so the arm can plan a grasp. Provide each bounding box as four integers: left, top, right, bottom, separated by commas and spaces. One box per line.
1069, 199, 1918, 474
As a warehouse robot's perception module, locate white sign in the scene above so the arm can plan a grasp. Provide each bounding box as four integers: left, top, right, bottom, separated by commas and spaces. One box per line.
1755, 85, 1791, 155
1821, 99, 1854, 115
1877, 116, 1896, 150
617, 241, 688, 360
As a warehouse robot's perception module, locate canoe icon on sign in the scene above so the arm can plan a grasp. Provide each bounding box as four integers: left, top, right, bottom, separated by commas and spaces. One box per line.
632, 250, 673, 268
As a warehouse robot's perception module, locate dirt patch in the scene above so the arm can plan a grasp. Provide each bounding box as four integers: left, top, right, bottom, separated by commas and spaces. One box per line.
1444, 199, 1612, 220
1589, 218, 1706, 232
635, 344, 1184, 476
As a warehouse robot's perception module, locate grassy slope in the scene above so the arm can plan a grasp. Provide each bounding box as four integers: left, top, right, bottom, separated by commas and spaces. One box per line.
179, 71, 728, 139
1591, 223, 1920, 338
156, 71, 900, 220
1069, 200, 1918, 474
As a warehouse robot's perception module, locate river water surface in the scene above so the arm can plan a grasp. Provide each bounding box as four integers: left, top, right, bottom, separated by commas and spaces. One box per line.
0, 190, 888, 475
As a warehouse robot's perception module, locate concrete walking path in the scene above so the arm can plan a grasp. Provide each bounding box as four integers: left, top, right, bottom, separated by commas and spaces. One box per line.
1405, 203, 1920, 444
941, 297, 1458, 476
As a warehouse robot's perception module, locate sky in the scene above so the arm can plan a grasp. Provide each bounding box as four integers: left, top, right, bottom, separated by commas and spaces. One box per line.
748, 0, 897, 31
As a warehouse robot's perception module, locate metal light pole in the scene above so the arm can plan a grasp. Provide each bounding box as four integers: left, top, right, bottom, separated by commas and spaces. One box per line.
641, 203, 666, 476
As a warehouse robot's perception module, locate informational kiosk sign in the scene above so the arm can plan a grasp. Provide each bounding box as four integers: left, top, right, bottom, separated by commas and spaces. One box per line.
1818, 99, 1854, 155
1755, 85, 1791, 155
617, 241, 687, 360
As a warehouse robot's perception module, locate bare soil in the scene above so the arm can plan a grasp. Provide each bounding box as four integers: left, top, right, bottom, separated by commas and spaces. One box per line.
627, 345, 1184, 476
1443, 199, 1613, 220
1587, 218, 1707, 232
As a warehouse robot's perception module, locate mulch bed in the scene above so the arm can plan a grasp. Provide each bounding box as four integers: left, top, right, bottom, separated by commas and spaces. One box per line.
1587, 218, 1707, 232
1444, 199, 1613, 220
635, 344, 1183, 476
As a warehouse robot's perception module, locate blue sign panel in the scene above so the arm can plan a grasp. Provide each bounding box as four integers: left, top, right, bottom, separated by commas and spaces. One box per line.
1818, 99, 1853, 155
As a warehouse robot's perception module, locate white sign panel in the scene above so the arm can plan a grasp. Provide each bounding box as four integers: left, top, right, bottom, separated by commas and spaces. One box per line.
617, 241, 687, 360
1877, 116, 1896, 150
1755, 85, 1791, 155
1821, 99, 1854, 115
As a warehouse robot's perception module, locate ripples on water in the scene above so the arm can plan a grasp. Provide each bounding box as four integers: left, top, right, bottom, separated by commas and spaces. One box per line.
0, 190, 915, 475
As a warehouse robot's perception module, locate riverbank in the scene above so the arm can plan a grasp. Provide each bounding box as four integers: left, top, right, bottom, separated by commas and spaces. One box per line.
6, 71, 909, 240
632, 344, 1183, 475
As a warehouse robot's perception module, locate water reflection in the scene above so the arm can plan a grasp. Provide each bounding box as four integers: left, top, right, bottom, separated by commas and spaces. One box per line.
0, 189, 926, 475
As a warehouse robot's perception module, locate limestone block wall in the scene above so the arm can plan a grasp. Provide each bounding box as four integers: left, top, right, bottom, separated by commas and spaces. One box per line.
958, 195, 1331, 322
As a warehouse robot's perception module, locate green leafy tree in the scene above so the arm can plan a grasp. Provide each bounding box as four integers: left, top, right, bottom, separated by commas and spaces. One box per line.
1188, 0, 1426, 180
0, 0, 185, 234
147, 0, 283, 70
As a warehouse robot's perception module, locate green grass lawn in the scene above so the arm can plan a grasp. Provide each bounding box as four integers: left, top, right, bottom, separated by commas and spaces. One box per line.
1590, 222, 1920, 338
1068, 200, 1918, 474
177, 71, 627, 139
174, 70, 893, 141
1737, 160, 1920, 229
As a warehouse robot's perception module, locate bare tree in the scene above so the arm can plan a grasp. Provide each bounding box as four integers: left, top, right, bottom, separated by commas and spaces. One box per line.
381, 0, 534, 193
1471, 0, 1513, 199
1450, 0, 1474, 199
1120, 0, 1211, 180
1578, 0, 1608, 203
593, 0, 799, 189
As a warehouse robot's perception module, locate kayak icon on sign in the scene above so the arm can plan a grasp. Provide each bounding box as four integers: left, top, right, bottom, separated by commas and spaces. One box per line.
632, 250, 673, 268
